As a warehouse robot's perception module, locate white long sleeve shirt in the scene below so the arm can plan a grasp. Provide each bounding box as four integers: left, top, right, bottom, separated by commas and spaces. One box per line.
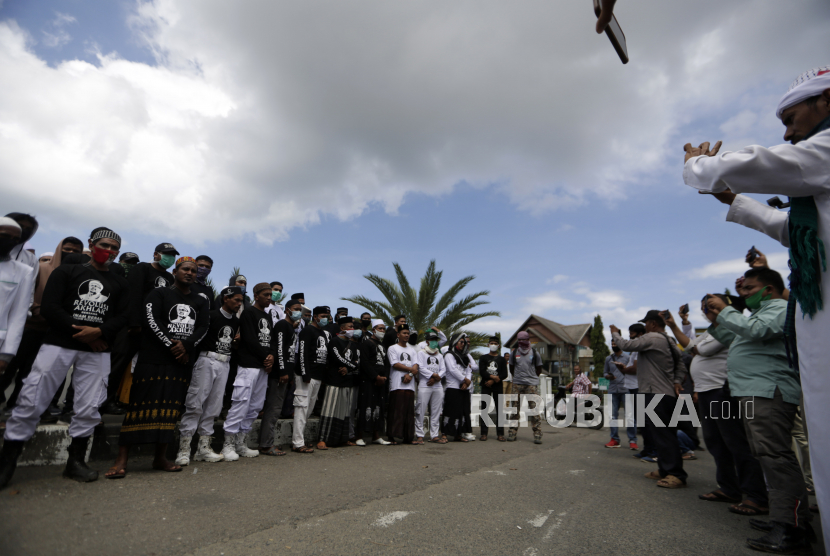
443, 352, 472, 389
387, 343, 417, 392
416, 350, 446, 389
0, 259, 35, 361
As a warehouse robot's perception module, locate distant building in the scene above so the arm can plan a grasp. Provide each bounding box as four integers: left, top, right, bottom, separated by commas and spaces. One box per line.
504, 314, 593, 387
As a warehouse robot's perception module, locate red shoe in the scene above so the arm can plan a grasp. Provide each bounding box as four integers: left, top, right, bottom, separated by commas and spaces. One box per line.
629, 442, 639, 450
605, 439, 620, 448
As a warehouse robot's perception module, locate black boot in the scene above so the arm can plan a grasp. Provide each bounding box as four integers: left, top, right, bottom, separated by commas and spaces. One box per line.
746, 521, 813, 554
62, 436, 98, 483
0, 440, 24, 490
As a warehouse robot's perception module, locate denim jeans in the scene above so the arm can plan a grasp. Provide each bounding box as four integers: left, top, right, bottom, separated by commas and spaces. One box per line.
609, 392, 637, 442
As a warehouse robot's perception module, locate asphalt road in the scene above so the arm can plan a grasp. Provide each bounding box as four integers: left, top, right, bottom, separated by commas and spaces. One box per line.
0, 424, 824, 556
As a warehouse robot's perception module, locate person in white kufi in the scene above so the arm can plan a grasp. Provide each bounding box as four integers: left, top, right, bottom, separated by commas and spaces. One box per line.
683, 65, 830, 553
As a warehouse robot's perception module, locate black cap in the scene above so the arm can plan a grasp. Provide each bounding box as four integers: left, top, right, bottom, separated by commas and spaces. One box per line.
312, 306, 330, 316
291, 293, 305, 300
424, 330, 439, 341
155, 243, 179, 255
338, 316, 353, 325
221, 286, 243, 298
337, 307, 348, 313
119, 252, 139, 264
285, 298, 302, 310
638, 310, 666, 326
398, 324, 410, 331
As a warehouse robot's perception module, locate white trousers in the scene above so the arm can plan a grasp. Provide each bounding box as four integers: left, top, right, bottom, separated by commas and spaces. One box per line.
223, 366, 268, 435
292, 376, 321, 448
5, 344, 109, 442
179, 355, 230, 437
415, 387, 444, 439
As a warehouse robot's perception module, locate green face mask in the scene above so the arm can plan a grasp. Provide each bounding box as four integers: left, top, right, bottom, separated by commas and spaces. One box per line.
745, 287, 772, 311
428, 340, 439, 349
158, 254, 175, 269
271, 290, 283, 302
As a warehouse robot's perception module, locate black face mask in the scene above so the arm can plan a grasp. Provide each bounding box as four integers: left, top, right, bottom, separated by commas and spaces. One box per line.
612, 346, 621, 353
361, 319, 371, 329
0, 236, 18, 258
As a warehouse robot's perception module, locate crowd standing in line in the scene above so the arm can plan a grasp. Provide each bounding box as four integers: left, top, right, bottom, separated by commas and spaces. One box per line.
0, 64, 828, 555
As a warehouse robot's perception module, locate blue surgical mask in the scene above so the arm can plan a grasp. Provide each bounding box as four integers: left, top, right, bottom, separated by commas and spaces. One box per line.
318, 317, 329, 327
290, 310, 302, 322
353, 329, 363, 339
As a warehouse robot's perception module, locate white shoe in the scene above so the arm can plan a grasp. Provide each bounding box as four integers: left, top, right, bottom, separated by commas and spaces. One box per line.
221, 434, 239, 462
234, 432, 259, 458
463, 433, 476, 441
175, 434, 192, 466
193, 436, 224, 463
372, 438, 392, 445
355, 439, 366, 447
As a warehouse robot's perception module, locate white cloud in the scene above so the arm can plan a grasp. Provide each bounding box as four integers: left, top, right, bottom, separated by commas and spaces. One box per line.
548, 274, 569, 284
688, 251, 789, 279
1, 1, 828, 243
41, 12, 76, 49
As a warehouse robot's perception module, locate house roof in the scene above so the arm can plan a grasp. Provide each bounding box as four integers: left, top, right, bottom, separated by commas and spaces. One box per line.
504, 314, 592, 347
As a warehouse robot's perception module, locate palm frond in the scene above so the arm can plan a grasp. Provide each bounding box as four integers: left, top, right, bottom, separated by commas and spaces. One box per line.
427, 275, 475, 323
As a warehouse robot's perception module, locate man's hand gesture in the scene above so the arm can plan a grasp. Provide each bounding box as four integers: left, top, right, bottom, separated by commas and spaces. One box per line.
684, 141, 722, 163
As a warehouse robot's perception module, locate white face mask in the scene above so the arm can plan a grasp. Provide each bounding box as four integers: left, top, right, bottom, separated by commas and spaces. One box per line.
374, 330, 385, 340
342, 329, 354, 339
489, 344, 498, 352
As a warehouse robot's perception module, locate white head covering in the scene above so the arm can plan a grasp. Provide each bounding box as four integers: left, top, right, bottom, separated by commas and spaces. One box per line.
371, 319, 385, 329
777, 65, 830, 119
0, 216, 21, 230
39, 252, 54, 259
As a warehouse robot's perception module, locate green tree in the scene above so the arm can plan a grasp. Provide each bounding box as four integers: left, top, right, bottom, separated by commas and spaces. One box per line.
589, 314, 611, 380
341, 260, 499, 349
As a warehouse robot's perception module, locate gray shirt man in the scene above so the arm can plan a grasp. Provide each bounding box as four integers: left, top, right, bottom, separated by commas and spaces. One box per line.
611, 331, 685, 397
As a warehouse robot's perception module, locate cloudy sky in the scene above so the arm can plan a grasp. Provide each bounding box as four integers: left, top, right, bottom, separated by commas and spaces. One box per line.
1, 0, 828, 344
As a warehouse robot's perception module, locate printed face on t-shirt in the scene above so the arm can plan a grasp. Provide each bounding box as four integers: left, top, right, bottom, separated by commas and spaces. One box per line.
73, 279, 111, 324
167, 304, 196, 337
258, 318, 270, 345
217, 326, 233, 353
154, 276, 168, 288
400, 352, 411, 362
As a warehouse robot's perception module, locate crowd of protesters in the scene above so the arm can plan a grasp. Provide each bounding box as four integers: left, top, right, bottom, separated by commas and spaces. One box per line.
0, 64, 829, 554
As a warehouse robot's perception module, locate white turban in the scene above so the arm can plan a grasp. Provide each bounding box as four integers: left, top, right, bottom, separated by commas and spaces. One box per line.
0, 217, 21, 230
371, 319, 385, 329
777, 66, 830, 119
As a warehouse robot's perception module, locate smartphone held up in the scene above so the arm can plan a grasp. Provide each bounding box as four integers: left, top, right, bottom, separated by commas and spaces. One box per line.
593, 0, 628, 64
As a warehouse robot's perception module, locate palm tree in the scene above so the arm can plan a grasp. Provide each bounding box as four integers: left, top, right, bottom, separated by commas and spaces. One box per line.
341, 260, 499, 349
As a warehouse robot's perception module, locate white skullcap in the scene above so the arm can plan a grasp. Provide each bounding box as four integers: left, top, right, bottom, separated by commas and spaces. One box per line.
777, 66, 830, 119
0, 217, 21, 230
39, 252, 54, 258
371, 319, 385, 329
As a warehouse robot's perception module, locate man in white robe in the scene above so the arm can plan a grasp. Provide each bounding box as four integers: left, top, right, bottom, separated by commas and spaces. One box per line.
683, 65, 830, 553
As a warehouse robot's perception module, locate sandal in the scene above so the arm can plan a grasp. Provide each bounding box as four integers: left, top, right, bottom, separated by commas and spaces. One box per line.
291, 446, 314, 454
431, 437, 448, 444
698, 490, 741, 503
413, 437, 424, 445
656, 475, 686, 489
644, 470, 662, 480
259, 447, 286, 456
454, 436, 469, 443
497, 436, 506, 442
152, 462, 182, 473
729, 502, 769, 516
480, 435, 487, 441
105, 465, 127, 479
345, 441, 357, 447
316, 442, 328, 451
682, 453, 697, 460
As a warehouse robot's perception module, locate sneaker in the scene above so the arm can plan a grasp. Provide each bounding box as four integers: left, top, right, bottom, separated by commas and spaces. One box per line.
640, 455, 658, 463
629, 442, 639, 450
355, 439, 366, 447
372, 438, 391, 445
462, 433, 476, 441
605, 439, 620, 448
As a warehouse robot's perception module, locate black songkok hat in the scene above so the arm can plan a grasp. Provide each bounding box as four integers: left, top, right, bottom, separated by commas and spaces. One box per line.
489, 336, 500, 344
398, 323, 410, 331
313, 305, 330, 316
291, 293, 305, 300
338, 316, 353, 325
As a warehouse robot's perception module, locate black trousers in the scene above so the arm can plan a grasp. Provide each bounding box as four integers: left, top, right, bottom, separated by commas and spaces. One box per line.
106, 329, 141, 405
643, 393, 687, 482
698, 387, 767, 505
629, 388, 654, 454
480, 383, 504, 437
1, 328, 46, 408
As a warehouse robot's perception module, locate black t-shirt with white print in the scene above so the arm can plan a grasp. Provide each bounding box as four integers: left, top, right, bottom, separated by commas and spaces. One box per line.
127, 262, 174, 328
273, 318, 297, 377
139, 285, 210, 365
326, 335, 360, 388
359, 337, 388, 383
40, 263, 129, 352
237, 305, 273, 369
199, 308, 240, 357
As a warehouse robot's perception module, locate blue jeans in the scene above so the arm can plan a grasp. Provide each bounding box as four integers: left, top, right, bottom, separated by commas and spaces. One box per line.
609, 392, 637, 442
